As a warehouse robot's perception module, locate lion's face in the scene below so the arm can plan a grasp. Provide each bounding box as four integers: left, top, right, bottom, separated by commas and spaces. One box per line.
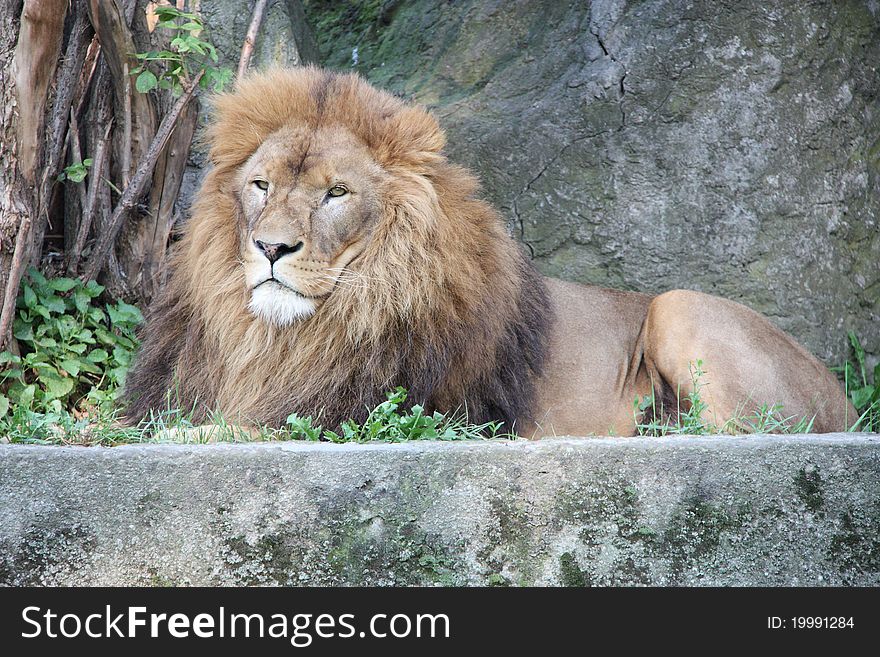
236, 125, 388, 325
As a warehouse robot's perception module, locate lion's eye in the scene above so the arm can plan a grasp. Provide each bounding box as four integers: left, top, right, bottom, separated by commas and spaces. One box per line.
253, 179, 269, 191
327, 185, 348, 198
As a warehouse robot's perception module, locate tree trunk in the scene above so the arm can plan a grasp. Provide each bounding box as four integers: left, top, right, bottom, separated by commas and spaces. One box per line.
0, 0, 68, 350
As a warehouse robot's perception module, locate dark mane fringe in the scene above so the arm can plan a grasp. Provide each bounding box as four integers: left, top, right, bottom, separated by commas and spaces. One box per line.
124, 67, 552, 432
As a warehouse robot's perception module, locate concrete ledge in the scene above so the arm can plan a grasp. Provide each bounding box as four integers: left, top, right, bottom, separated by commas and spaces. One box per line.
1, 434, 879, 586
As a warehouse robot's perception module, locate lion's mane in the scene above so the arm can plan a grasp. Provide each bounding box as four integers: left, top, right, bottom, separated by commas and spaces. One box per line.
124, 67, 551, 430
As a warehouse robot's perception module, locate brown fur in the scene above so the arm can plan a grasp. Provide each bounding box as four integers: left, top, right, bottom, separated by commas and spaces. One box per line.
124, 67, 551, 429
126, 67, 855, 436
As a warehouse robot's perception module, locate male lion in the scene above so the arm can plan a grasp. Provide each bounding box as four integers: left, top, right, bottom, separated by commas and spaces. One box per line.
125, 67, 854, 436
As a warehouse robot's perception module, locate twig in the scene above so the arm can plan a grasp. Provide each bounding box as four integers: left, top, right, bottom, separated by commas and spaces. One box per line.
237, 0, 269, 80
30, 3, 91, 264
67, 110, 89, 220
75, 37, 102, 118
122, 60, 132, 187
81, 68, 205, 283
67, 121, 113, 275
39, 8, 89, 203
0, 213, 31, 351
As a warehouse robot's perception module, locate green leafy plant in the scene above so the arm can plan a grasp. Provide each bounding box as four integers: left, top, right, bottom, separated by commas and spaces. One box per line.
835, 331, 879, 432
57, 158, 92, 183
0, 268, 142, 431
130, 5, 232, 96
286, 387, 507, 443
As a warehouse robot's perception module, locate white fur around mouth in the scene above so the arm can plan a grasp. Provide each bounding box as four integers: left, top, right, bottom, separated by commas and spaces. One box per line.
248, 281, 316, 326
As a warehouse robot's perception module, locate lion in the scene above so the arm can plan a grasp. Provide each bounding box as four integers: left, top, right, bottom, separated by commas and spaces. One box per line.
124, 67, 855, 437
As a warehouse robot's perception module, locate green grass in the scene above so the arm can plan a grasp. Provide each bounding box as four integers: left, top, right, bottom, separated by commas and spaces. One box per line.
1, 390, 511, 447
635, 343, 880, 436
634, 359, 819, 436
286, 387, 507, 443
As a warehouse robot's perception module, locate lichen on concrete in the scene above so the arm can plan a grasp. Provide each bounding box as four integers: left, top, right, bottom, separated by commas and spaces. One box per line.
1, 435, 878, 586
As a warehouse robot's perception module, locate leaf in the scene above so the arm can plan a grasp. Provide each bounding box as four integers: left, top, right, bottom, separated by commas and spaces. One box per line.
73, 289, 90, 313
852, 386, 875, 411
95, 328, 116, 346
87, 349, 109, 363
3, 368, 22, 380
187, 39, 206, 55
49, 277, 78, 292
0, 395, 8, 418
28, 268, 47, 287
112, 346, 131, 367
60, 359, 81, 377
88, 307, 107, 325
109, 367, 129, 386
114, 301, 143, 325
13, 323, 34, 342
43, 295, 66, 314
84, 280, 105, 297
65, 162, 89, 183
114, 335, 135, 350
848, 331, 867, 383
77, 328, 95, 344
23, 284, 37, 308
136, 70, 158, 93
19, 384, 36, 408
78, 360, 102, 375
43, 376, 75, 400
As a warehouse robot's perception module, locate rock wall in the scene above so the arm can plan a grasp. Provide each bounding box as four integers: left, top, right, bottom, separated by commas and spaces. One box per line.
1, 436, 878, 586
176, 0, 879, 366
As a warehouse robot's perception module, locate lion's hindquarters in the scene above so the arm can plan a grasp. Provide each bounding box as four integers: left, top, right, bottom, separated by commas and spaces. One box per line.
643, 289, 854, 433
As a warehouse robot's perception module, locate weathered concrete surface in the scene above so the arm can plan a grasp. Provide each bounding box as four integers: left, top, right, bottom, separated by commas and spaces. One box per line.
300, 0, 880, 366
1, 435, 878, 586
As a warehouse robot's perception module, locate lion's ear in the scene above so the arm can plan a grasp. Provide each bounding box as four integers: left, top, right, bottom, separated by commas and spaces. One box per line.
381, 106, 446, 166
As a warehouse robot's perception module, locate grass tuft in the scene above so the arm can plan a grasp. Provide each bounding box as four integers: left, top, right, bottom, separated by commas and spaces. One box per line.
634, 360, 820, 436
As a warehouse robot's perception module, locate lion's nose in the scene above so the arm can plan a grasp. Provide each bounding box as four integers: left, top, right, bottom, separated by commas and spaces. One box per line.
254, 239, 304, 264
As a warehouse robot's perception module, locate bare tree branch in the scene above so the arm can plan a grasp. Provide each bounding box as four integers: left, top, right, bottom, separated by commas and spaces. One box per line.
67, 121, 113, 276
81, 69, 205, 284
237, 0, 269, 80
67, 111, 89, 217
122, 60, 132, 188
74, 36, 101, 118
31, 4, 92, 266
86, 0, 157, 170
